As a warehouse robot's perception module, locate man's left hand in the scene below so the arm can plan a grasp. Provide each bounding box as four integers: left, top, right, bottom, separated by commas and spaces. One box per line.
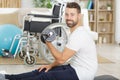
38, 65, 52, 72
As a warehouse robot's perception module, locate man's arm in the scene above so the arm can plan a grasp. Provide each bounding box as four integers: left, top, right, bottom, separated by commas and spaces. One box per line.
46, 41, 76, 65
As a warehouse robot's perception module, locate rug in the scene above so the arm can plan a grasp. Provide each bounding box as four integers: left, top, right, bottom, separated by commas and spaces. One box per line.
97, 55, 113, 63
0, 56, 48, 65
0, 55, 113, 65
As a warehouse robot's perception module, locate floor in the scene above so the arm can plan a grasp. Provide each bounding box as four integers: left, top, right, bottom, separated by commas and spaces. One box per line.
0, 44, 120, 79
96, 44, 120, 79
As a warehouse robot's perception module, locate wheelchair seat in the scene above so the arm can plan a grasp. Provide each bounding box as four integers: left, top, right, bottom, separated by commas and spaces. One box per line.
23, 3, 64, 33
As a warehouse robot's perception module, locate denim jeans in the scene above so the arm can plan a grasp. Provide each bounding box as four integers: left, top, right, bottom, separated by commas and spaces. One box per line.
5, 64, 79, 80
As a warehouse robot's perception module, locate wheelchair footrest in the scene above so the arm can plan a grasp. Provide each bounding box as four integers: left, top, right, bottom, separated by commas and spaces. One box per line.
2, 49, 13, 58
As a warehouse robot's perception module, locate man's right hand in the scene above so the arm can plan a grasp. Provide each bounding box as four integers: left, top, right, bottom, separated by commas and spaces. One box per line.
40, 29, 56, 43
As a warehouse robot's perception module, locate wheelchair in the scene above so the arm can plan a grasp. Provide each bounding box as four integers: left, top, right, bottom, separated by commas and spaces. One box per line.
18, 3, 69, 66
19, 2, 98, 65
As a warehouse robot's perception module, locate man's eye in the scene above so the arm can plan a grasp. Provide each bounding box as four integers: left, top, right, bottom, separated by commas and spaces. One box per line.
65, 14, 68, 16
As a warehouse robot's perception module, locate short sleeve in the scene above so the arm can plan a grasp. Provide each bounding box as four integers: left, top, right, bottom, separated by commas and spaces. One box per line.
66, 31, 84, 52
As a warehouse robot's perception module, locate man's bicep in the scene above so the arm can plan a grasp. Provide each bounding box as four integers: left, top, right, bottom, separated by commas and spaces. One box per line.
62, 47, 76, 61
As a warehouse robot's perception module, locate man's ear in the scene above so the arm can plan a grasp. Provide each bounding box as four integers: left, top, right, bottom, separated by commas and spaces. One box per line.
79, 13, 82, 19
79, 13, 84, 26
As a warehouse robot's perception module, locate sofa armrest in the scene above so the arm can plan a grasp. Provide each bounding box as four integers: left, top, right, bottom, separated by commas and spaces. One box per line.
85, 28, 98, 41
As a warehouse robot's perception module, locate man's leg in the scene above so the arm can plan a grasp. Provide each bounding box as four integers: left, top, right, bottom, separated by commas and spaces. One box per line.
21, 64, 79, 80
46, 64, 79, 80
5, 65, 79, 80
5, 69, 45, 80
8, 65, 66, 80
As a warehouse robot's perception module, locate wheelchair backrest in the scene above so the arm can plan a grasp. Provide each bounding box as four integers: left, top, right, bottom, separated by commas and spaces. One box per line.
52, 3, 64, 23
52, 4, 61, 18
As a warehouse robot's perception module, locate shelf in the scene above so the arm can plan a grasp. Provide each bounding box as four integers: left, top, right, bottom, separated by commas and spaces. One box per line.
97, 0, 115, 44
89, 21, 96, 23
98, 21, 114, 23
98, 9, 114, 12
79, 0, 115, 44
99, 32, 114, 34
99, 0, 113, 1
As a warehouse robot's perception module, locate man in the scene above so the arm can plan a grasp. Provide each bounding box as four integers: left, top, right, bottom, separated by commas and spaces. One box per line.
0, 2, 98, 80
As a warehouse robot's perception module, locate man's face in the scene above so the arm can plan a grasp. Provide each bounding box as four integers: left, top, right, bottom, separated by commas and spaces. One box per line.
65, 8, 80, 28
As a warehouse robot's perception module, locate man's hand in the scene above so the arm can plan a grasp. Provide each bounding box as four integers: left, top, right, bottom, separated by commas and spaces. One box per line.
38, 65, 52, 72
40, 29, 56, 43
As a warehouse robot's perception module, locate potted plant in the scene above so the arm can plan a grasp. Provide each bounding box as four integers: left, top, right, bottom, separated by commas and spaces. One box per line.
107, 3, 112, 10
33, 0, 52, 8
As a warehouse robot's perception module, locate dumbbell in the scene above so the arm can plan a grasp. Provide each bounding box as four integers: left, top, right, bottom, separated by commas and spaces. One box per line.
40, 28, 56, 43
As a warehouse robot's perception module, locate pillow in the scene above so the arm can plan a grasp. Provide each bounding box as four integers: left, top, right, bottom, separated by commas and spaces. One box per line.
94, 75, 119, 80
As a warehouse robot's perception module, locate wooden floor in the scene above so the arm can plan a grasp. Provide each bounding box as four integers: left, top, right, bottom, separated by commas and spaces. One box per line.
0, 54, 113, 65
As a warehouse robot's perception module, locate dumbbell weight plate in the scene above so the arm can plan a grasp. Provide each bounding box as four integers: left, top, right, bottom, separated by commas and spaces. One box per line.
41, 28, 57, 42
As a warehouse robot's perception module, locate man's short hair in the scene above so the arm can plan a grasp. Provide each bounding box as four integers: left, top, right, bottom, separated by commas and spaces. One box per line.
66, 2, 81, 13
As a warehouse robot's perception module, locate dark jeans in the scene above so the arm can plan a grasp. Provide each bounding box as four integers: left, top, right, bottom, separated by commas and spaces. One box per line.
5, 64, 79, 80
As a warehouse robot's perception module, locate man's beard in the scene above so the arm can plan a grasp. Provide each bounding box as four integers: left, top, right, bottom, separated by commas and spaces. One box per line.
66, 20, 78, 28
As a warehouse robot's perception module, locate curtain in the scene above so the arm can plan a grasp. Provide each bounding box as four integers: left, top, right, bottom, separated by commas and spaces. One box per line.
0, 0, 21, 8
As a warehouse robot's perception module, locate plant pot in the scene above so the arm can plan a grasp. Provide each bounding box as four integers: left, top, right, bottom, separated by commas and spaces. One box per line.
107, 7, 111, 10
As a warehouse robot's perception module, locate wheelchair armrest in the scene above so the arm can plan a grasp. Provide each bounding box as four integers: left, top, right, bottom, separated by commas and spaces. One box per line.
28, 14, 59, 18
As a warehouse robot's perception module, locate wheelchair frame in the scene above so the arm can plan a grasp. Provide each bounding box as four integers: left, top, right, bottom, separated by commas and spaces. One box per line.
17, 3, 69, 66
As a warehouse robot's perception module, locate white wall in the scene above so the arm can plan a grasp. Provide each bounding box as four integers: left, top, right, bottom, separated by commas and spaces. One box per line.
21, 0, 34, 8
115, 0, 120, 43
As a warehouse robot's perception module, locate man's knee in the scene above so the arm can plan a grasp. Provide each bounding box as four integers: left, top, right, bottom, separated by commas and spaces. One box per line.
39, 72, 55, 80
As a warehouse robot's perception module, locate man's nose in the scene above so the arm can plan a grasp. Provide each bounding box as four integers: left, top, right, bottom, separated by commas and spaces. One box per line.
66, 15, 71, 20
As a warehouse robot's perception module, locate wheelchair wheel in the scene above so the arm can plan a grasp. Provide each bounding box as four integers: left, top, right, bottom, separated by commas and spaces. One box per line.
40, 23, 69, 63
18, 38, 27, 60
18, 50, 26, 60
24, 54, 36, 66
